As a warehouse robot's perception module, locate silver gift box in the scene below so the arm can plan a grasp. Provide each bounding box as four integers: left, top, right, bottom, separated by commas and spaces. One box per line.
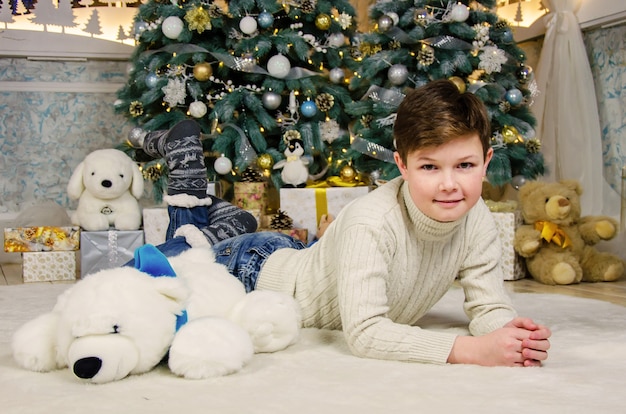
80, 230, 144, 277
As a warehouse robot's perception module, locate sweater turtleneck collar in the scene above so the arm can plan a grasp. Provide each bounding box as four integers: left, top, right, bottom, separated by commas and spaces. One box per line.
401, 181, 464, 241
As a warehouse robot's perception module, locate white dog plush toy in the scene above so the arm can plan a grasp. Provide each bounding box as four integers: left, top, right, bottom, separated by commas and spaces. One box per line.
11, 226, 301, 383
67, 148, 143, 231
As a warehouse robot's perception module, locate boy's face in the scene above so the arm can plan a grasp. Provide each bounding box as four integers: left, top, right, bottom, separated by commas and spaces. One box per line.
394, 133, 493, 223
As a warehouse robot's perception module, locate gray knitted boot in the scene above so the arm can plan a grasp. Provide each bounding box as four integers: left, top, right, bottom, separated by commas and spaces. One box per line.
142, 120, 211, 207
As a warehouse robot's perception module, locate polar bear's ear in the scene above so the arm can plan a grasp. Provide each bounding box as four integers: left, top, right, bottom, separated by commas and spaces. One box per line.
153, 277, 189, 312
130, 161, 145, 200
67, 161, 85, 200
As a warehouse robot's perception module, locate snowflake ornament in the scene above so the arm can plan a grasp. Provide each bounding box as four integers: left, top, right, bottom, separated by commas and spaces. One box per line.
319, 119, 341, 143
478, 46, 507, 74
337, 12, 352, 30
162, 78, 187, 108
472, 23, 490, 49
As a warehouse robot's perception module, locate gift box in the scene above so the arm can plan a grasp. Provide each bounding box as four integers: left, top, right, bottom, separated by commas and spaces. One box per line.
22, 251, 77, 283
234, 182, 268, 212
80, 230, 144, 277
4, 226, 80, 252
492, 211, 527, 280
142, 208, 169, 246
279, 186, 371, 244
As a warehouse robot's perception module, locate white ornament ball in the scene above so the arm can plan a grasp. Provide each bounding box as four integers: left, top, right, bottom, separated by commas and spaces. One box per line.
388, 64, 409, 86
449, 3, 470, 22
189, 101, 208, 118
329, 67, 345, 84
214, 155, 233, 175
386, 12, 399, 26
239, 16, 258, 35
267, 54, 291, 78
162, 16, 184, 39
327, 32, 345, 48
262, 91, 282, 110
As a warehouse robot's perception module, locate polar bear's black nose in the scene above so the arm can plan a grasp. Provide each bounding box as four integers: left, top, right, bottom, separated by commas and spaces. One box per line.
73, 357, 102, 379
101, 180, 112, 188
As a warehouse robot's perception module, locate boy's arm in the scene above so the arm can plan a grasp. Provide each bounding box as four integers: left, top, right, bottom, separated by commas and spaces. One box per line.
448, 318, 551, 366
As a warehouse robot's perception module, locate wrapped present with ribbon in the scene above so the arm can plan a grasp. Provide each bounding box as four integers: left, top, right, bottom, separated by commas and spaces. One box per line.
491, 210, 527, 281
4, 226, 80, 252
22, 251, 77, 283
80, 230, 144, 277
279, 179, 371, 244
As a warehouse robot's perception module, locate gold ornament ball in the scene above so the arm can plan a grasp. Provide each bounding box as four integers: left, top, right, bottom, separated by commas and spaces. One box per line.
257, 153, 274, 170
315, 14, 332, 30
501, 126, 520, 143
193, 63, 212, 82
449, 76, 466, 93
339, 164, 357, 182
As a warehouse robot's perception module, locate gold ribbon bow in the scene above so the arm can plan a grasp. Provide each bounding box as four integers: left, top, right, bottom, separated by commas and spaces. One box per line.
534, 221, 571, 248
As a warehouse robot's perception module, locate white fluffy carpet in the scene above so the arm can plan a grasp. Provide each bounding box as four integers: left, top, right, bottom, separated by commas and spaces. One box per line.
1, 283, 624, 414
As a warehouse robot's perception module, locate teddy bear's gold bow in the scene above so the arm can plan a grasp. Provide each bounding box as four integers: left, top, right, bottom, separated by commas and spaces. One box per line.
534, 221, 572, 248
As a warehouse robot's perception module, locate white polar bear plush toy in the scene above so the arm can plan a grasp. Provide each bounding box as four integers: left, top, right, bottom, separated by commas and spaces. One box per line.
67, 148, 144, 231
11, 226, 301, 383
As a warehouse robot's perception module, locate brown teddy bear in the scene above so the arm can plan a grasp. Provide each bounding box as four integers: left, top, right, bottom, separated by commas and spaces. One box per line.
514, 180, 625, 285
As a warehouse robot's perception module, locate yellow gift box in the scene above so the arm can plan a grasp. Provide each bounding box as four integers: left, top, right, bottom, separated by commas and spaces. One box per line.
4, 226, 80, 252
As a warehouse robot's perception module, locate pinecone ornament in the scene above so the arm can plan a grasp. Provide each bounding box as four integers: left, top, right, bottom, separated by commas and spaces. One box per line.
240, 165, 264, 182
270, 210, 293, 230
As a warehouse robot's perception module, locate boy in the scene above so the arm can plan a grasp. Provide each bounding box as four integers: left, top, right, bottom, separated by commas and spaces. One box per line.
143, 80, 551, 367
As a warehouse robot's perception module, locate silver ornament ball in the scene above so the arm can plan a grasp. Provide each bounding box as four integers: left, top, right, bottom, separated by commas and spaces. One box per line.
329, 67, 345, 84
262, 91, 282, 110
511, 175, 527, 190
128, 127, 147, 148
377, 15, 393, 32
388, 64, 409, 86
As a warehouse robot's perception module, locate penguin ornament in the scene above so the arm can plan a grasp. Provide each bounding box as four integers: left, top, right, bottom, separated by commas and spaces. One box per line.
273, 137, 309, 188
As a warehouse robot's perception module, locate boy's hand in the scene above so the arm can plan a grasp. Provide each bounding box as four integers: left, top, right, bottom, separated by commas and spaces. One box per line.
504, 317, 551, 366
448, 318, 551, 367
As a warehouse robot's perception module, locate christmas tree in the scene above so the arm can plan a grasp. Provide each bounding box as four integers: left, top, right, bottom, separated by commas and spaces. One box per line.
115, 0, 361, 201
345, 0, 544, 188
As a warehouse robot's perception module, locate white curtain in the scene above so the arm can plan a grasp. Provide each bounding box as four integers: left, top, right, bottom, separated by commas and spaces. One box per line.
532, 0, 619, 217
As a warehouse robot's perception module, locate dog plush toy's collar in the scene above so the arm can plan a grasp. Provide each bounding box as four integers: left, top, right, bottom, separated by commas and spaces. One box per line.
134, 244, 188, 331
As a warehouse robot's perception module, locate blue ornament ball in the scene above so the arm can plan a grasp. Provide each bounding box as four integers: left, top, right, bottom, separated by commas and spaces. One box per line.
300, 101, 318, 118
501, 28, 513, 43
134, 21, 148, 37
505, 88, 523, 106
258, 12, 274, 29
145, 73, 159, 88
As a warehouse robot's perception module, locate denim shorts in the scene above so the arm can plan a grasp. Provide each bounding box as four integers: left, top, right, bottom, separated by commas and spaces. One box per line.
212, 232, 306, 292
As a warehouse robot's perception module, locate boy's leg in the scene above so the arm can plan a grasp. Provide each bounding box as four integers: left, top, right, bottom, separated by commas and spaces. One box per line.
212, 232, 306, 292
142, 119, 211, 207
141, 120, 257, 243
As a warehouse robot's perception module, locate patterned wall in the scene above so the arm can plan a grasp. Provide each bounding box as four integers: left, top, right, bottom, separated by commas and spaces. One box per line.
0, 23, 624, 215
0, 58, 133, 213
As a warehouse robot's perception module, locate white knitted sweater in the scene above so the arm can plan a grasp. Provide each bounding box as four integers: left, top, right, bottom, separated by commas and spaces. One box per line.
258, 177, 516, 364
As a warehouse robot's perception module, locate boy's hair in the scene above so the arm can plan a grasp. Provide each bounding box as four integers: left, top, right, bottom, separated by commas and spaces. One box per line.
393, 79, 491, 163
